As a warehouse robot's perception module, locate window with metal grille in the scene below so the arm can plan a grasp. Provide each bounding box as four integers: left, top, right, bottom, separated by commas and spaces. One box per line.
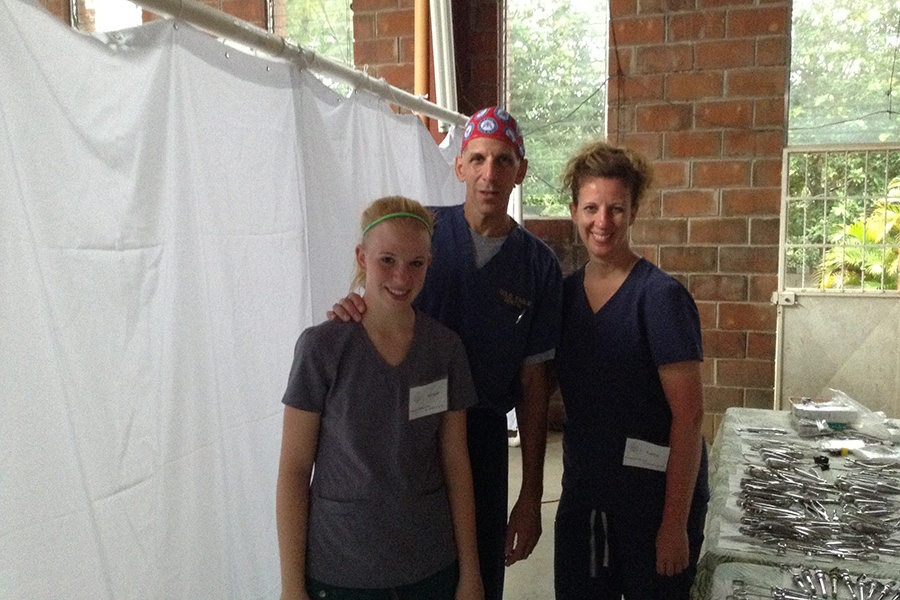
782, 146, 900, 292
784, 0, 900, 293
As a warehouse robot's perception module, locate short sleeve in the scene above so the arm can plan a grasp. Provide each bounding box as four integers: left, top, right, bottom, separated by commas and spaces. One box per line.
643, 278, 703, 367
281, 326, 332, 412
524, 248, 564, 361
446, 332, 477, 412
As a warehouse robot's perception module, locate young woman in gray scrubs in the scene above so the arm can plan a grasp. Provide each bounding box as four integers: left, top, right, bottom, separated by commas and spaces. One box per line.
276, 196, 484, 600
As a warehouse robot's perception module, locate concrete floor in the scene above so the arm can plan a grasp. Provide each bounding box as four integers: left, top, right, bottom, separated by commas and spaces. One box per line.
504, 429, 563, 600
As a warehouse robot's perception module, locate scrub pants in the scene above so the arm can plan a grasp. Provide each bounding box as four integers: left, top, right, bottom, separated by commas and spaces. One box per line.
553, 492, 707, 600
305, 561, 458, 600
466, 407, 509, 600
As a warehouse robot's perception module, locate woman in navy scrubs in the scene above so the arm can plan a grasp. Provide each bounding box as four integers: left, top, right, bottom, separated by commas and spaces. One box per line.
554, 141, 709, 600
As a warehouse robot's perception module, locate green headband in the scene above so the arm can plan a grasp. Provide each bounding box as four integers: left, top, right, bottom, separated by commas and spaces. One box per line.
363, 212, 432, 236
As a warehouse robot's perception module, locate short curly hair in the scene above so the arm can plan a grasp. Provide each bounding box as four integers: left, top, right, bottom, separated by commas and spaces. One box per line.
561, 141, 653, 210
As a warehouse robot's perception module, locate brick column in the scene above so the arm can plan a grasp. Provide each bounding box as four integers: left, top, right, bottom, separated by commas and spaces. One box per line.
608, 0, 789, 439
212, 0, 267, 28
352, 0, 416, 92
351, 0, 501, 125
451, 0, 500, 114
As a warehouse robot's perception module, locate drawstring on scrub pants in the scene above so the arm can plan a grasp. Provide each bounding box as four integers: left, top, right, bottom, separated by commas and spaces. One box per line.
588, 509, 610, 578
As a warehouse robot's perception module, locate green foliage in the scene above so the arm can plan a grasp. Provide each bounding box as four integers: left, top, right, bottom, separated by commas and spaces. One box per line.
285, 0, 351, 62
507, 0, 607, 216
284, 0, 352, 92
815, 177, 900, 290
789, 0, 900, 144
785, 150, 892, 246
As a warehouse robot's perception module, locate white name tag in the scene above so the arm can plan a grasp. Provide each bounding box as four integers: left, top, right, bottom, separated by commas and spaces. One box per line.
622, 438, 670, 472
409, 378, 448, 421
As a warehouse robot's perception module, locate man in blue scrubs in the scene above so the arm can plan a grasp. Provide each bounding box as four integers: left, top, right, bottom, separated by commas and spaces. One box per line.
330, 107, 562, 600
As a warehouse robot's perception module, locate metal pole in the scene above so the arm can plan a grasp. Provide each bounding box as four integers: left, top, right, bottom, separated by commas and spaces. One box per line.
429, 0, 458, 132
132, 0, 469, 128
414, 0, 430, 127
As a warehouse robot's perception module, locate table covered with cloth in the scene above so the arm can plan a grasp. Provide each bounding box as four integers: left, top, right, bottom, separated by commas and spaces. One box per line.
691, 407, 900, 600
707, 561, 900, 600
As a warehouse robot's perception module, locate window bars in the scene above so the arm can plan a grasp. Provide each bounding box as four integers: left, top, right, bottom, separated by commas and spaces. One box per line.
781, 146, 900, 293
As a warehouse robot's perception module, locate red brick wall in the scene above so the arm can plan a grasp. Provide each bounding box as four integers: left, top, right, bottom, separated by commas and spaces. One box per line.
214, 0, 267, 25
607, 0, 788, 438
350, 0, 500, 127
449, 0, 500, 114
351, 0, 416, 94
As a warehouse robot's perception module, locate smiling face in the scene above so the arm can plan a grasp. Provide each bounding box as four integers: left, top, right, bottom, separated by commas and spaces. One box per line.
455, 137, 528, 231
356, 218, 432, 311
570, 176, 638, 263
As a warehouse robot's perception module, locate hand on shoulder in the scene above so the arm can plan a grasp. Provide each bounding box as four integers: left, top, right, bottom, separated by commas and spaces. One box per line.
326, 292, 366, 322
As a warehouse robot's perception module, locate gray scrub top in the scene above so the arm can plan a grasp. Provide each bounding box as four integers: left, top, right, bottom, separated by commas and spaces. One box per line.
282, 312, 476, 588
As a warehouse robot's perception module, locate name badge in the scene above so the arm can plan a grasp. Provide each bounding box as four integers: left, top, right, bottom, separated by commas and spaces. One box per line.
622, 438, 670, 472
409, 378, 448, 421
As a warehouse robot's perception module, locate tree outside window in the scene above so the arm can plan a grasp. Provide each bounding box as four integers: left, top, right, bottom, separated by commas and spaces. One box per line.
789, 0, 900, 145
788, 0, 900, 291
506, 0, 608, 217
284, 0, 352, 92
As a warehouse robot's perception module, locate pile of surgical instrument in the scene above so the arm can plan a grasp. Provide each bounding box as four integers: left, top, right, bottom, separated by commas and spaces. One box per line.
737, 443, 900, 560
728, 567, 900, 600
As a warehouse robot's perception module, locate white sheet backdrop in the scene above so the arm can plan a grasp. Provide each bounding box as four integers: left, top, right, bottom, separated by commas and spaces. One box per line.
0, 1, 463, 597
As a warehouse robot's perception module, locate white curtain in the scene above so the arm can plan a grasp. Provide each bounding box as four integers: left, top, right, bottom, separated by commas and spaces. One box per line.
0, 1, 463, 597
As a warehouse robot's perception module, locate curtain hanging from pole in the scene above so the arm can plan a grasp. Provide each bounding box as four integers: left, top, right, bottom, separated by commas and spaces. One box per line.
0, 0, 464, 597
131, 0, 468, 128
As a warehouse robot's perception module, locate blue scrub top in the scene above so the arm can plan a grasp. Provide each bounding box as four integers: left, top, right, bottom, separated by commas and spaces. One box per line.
556, 258, 705, 510
415, 204, 563, 414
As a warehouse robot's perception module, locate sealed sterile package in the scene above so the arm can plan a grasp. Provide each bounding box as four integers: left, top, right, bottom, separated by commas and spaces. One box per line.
825, 389, 896, 441
792, 416, 833, 437
849, 444, 900, 465
790, 396, 859, 426
819, 438, 865, 452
